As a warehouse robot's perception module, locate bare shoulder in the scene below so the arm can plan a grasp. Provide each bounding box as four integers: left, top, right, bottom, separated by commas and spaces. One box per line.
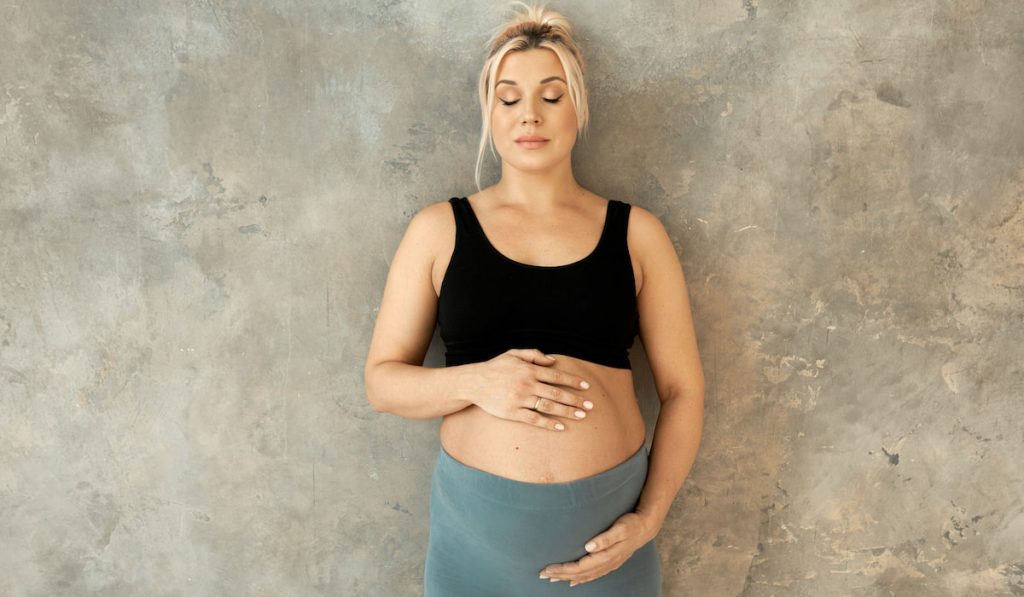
411, 197, 455, 233
625, 203, 667, 237
410, 198, 457, 296
624, 203, 676, 294
403, 198, 456, 259
378, 198, 457, 299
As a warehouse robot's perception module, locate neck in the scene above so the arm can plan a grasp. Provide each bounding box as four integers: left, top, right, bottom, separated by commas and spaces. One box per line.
491, 157, 583, 209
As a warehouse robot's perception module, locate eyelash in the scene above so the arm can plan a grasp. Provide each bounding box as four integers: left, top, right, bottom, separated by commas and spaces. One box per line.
499, 97, 562, 106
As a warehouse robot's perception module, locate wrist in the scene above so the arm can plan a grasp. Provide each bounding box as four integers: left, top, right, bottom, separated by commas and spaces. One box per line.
635, 507, 665, 542
453, 362, 480, 408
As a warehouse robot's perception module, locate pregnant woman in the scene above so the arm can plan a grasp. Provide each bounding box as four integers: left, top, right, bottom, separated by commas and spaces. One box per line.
364, 2, 705, 595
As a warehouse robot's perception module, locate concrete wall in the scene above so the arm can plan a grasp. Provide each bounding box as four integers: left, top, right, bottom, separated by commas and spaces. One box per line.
1, 1, 1021, 596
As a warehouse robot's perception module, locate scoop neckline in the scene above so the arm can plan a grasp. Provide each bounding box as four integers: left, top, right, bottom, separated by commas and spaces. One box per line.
460, 196, 613, 270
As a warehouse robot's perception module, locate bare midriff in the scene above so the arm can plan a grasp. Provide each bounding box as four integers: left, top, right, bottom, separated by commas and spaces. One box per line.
440, 353, 647, 484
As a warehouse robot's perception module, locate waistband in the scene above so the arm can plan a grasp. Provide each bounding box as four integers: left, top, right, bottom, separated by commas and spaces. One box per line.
434, 441, 649, 510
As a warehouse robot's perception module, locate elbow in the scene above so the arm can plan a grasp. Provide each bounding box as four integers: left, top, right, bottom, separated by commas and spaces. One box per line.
682, 371, 707, 403
684, 383, 706, 406
663, 380, 705, 405
363, 364, 389, 413
367, 395, 388, 414
367, 393, 390, 414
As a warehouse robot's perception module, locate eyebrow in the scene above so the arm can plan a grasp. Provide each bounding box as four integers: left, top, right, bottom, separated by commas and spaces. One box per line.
496, 76, 567, 88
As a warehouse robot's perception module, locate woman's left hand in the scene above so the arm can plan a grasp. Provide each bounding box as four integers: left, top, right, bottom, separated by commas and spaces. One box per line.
538, 511, 657, 587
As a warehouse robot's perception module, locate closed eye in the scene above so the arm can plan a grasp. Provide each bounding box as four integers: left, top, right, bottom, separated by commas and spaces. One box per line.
500, 97, 563, 106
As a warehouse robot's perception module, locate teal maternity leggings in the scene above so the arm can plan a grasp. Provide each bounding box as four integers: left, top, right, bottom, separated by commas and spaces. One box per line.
424, 440, 662, 596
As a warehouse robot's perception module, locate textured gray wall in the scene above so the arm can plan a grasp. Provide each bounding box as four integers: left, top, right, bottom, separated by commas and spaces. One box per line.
1, 1, 1022, 596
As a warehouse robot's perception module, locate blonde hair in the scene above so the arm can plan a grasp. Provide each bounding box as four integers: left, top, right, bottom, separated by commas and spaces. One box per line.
475, 1, 590, 191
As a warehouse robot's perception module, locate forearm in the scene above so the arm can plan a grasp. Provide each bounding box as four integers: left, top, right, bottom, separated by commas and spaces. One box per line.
635, 391, 705, 537
365, 360, 477, 419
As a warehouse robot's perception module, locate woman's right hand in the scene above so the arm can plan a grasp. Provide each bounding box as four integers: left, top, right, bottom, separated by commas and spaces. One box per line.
463, 348, 594, 431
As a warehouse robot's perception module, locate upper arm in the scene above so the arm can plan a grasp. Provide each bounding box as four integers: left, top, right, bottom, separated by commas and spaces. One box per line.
630, 205, 705, 402
364, 201, 450, 372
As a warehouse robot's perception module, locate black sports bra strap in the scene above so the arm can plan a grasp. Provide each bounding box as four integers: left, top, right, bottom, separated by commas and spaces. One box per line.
608, 199, 629, 252
448, 196, 486, 252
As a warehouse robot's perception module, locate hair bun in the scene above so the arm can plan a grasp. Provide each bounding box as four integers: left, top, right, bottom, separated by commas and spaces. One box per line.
486, 2, 581, 66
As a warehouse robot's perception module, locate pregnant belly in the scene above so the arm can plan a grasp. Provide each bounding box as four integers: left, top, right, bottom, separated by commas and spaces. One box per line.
439, 354, 647, 483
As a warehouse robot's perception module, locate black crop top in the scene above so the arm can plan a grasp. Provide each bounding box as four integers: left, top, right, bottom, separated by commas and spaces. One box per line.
437, 196, 640, 369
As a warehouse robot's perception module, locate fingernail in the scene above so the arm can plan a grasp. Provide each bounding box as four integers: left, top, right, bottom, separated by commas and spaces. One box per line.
575, 410, 585, 418
539, 574, 548, 579
550, 578, 560, 582
583, 400, 593, 409
580, 380, 589, 389
585, 541, 597, 551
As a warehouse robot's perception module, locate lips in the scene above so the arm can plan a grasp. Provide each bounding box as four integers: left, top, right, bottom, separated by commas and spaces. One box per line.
516, 138, 549, 149
516, 135, 548, 142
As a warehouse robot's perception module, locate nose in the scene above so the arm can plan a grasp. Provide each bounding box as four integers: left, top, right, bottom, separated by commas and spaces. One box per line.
521, 104, 540, 125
